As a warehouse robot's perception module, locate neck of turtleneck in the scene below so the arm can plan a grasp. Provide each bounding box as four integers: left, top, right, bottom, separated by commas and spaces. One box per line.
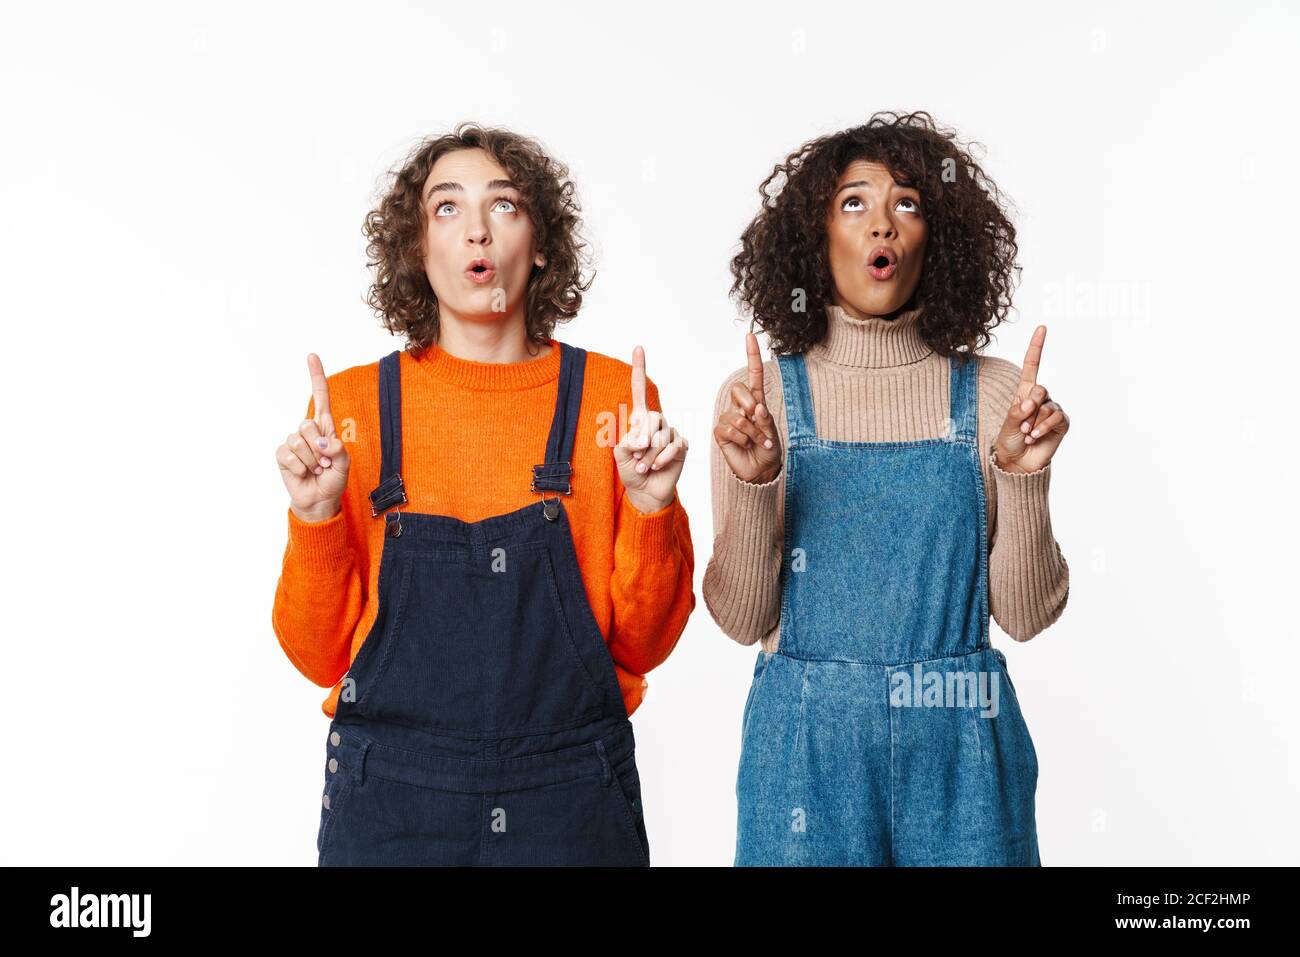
807, 303, 933, 369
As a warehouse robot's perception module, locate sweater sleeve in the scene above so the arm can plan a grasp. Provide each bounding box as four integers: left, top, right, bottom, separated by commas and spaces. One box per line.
978, 358, 1071, 641
270, 394, 366, 687
606, 379, 697, 708
701, 365, 786, 646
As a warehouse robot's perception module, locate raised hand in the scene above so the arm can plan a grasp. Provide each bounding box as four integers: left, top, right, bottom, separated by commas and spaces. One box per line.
713, 332, 783, 484
992, 325, 1070, 474
614, 345, 688, 514
276, 353, 351, 522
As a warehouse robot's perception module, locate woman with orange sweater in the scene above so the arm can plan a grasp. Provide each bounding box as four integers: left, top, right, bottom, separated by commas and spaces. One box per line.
271, 123, 694, 866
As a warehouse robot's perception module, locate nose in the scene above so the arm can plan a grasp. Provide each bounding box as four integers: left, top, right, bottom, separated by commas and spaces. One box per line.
868, 217, 896, 240
464, 210, 491, 246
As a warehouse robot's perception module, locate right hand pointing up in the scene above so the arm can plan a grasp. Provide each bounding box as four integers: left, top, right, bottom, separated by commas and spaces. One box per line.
713, 332, 783, 485
276, 353, 351, 523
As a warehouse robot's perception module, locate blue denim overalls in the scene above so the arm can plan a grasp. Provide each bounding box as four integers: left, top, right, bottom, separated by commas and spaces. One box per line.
734, 351, 1040, 866
317, 342, 650, 866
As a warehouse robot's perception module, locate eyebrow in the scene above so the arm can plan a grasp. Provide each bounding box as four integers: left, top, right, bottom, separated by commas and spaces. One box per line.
835, 179, 919, 196
423, 178, 519, 203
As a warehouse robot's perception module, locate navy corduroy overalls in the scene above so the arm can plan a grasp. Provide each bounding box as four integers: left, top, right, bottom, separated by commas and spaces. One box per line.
317, 341, 650, 866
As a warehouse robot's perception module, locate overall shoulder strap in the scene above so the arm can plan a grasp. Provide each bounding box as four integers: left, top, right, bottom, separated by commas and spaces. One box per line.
368, 349, 408, 517
777, 352, 816, 443
947, 353, 979, 442
532, 341, 586, 503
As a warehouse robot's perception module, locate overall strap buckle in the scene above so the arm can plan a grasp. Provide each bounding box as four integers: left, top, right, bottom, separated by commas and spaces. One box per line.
530, 461, 573, 495
369, 473, 408, 517
531, 462, 572, 522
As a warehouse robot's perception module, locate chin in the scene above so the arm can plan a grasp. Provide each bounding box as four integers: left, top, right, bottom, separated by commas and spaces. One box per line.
458, 287, 506, 311
845, 297, 902, 319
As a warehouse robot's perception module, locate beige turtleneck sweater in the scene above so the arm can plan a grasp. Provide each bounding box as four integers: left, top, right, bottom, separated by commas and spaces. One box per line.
703, 303, 1069, 650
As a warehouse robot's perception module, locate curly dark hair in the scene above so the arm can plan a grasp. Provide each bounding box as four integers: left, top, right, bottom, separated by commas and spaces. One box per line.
730, 110, 1020, 359
362, 121, 593, 353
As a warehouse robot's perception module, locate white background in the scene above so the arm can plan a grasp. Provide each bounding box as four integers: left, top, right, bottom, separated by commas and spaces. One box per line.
2, 0, 1296, 866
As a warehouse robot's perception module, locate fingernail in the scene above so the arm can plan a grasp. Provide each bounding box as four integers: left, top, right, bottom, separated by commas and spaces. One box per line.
321, 456, 331, 466
1021, 399, 1033, 412
1025, 435, 1034, 443
314, 466, 323, 474
764, 440, 773, 449
1030, 429, 1040, 438
317, 438, 328, 449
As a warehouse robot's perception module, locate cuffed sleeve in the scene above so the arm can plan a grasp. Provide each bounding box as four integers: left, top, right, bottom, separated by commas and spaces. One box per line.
701, 366, 785, 646
987, 447, 1070, 641
605, 382, 696, 710
270, 395, 365, 688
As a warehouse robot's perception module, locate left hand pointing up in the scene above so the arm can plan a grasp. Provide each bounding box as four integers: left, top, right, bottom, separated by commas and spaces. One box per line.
614, 345, 688, 514
992, 325, 1070, 474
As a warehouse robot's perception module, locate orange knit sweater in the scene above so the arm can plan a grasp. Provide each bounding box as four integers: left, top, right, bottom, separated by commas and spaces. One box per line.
271, 337, 696, 719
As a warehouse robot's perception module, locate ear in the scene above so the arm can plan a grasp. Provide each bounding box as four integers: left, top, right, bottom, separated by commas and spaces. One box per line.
535, 253, 546, 269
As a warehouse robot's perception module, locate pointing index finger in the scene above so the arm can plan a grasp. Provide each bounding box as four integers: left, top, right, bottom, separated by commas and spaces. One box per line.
745, 332, 765, 397
307, 352, 334, 434
1020, 325, 1046, 387
631, 345, 647, 415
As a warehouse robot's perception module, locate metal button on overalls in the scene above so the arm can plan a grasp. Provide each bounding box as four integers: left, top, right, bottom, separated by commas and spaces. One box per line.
316, 342, 649, 867
735, 352, 1041, 866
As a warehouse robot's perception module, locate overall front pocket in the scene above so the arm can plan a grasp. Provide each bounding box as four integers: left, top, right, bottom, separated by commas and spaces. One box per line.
317, 761, 358, 861
610, 756, 650, 866
991, 650, 1038, 783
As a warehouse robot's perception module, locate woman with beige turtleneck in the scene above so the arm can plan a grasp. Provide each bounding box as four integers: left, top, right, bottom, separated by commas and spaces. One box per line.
703, 299, 1070, 650
712, 112, 1071, 867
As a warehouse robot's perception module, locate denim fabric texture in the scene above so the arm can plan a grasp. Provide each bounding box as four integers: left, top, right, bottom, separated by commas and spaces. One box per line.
735, 351, 1040, 866
318, 343, 649, 866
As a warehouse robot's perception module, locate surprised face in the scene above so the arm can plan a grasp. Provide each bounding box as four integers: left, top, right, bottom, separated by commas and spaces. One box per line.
419, 147, 546, 329
826, 159, 927, 320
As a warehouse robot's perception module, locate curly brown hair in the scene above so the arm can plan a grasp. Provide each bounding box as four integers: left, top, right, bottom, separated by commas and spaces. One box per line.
730, 110, 1020, 359
362, 121, 593, 353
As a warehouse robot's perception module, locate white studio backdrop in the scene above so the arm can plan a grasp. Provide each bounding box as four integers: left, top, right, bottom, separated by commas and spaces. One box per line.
1, 0, 1296, 866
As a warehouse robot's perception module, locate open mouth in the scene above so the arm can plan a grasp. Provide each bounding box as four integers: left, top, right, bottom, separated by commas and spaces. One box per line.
867, 247, 898, 280
465, 259, 496, 283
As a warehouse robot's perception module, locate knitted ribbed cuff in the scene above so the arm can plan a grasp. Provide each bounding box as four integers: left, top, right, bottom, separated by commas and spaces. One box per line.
988, 448, 1053, 513
702, 469, 784, 644
724, 467, 783, 542
286, 506, 352, 575
618, 488, 679, 559
988, 449, 1057, 575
